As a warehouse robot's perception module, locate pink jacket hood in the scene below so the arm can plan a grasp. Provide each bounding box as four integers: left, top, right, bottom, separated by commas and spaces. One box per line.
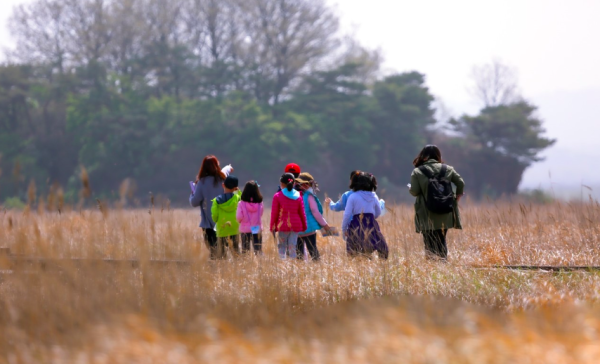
236, 201, 264, 233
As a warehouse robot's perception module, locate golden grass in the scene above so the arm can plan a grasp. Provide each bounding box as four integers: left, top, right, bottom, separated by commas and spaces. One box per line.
1, 200, 600, 363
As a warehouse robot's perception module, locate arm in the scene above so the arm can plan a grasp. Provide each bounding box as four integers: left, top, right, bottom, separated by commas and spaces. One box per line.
221, 165, 233, 177
342, 196, 354, 232
451, 168, 465, 199
236, 202, 244, 223
409, 170, 422, 197
259, 202, 264, 228
270, 196, 280, 232
329, 192, 348, 212
211, 199, 219, 225
299, 198, 308, 232
308, 195, 328, 227
189, 180, 204, 207
373, 195, 382, 219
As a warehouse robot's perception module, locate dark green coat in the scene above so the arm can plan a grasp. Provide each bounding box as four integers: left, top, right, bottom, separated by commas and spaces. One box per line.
409, 160, 465, 233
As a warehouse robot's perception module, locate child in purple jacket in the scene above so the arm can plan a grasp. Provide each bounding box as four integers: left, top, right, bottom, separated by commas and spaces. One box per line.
342, 172, 389, 259
236, 181, 264, 255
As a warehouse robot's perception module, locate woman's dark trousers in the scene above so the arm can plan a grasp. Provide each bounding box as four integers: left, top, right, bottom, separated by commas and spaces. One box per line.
422, 229, 448, 260
203, 228, 219, 259
241, 233, 262, 255
297, 233, 320, 261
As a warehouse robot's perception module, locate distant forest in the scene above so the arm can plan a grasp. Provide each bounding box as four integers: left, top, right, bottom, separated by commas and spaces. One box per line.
0, 0, 555, 207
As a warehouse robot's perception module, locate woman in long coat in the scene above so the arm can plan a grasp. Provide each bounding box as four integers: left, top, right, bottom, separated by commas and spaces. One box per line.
409, 145, 464, 260
190, 155, 233, 259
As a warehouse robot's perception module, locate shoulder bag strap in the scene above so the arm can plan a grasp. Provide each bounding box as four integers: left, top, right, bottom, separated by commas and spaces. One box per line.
418, 165, 434, 179
439, 164, 448, 180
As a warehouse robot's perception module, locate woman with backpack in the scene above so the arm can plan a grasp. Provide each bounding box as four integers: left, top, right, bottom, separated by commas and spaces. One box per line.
409, 145, 465, 261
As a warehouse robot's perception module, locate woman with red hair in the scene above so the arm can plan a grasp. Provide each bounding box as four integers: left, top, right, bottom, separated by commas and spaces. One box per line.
190, 155, 233, 259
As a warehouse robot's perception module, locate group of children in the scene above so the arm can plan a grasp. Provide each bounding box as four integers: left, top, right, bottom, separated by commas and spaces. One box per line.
192, 158, 389, 261
192, 145, 465, 262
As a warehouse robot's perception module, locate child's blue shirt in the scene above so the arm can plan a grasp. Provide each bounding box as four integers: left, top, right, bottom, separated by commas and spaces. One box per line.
329, 191, 353, 211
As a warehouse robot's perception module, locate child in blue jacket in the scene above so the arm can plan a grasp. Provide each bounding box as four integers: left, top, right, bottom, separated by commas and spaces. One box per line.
295, 172, 331, 261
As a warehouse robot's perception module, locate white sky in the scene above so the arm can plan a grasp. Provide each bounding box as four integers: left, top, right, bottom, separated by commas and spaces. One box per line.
1, 0, 600, 196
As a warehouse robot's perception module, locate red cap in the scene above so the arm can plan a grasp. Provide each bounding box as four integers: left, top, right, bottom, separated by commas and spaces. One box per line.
284, 163, 301, 174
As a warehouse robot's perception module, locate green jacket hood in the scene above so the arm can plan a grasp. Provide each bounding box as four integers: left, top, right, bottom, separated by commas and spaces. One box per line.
214, 191, 240, 212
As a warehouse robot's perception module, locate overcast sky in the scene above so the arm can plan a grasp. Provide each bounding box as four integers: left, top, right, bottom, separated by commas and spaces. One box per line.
1, 0, 599, 196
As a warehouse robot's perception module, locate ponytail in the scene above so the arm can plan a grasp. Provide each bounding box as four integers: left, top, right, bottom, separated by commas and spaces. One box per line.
370, 174, 378, 192
280, 173, 295, 191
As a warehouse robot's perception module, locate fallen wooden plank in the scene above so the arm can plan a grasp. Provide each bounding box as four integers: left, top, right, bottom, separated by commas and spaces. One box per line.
470, 265, 600, 272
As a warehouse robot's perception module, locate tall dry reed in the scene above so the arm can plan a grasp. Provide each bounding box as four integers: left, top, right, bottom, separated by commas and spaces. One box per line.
0, 199, 599, 363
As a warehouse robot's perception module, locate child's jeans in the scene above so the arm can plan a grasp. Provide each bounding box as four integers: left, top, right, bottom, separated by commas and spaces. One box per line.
277, 232, 299, 259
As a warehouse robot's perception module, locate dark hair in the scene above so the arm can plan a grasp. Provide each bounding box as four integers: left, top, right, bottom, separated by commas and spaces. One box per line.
241, 181, 263, 203
371, 174, 378, 192
348, 170, 361, 189
351, 172, 377, 192
280, 173, 295, 192
196, 155, 226, 186
413, 145, 444, 167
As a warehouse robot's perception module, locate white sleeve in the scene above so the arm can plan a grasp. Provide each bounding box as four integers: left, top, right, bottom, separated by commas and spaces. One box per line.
221, 165, 233, 177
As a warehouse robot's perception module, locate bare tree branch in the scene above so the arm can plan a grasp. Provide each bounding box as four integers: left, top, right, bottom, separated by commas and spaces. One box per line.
469, 59, 521, 108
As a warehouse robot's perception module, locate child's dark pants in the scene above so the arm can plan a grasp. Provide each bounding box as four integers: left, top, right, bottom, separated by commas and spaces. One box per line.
241, 233, 262, 254
215, 235, 240, 259
297, 233, 320, 261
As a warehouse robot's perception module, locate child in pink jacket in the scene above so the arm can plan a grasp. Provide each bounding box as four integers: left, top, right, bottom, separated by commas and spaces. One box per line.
270, 173, 307, 259
236, 181, 264, 255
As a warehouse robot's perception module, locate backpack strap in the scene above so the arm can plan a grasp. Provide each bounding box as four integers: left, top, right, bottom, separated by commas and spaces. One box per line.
418, 165, 434, 179
439, 164, 448, 180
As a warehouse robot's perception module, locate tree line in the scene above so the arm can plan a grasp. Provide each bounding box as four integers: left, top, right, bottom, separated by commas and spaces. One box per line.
0, 0, 555, 207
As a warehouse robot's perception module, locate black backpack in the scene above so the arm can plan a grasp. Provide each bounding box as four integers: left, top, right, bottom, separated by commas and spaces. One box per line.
418, 164, 454, 214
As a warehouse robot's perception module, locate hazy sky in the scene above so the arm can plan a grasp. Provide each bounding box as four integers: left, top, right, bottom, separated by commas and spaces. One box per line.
1, 0, 599, 195
329, 0, 600, 196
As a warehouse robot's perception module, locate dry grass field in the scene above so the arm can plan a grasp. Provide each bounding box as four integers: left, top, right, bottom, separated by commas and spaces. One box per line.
1, 199, 600, 363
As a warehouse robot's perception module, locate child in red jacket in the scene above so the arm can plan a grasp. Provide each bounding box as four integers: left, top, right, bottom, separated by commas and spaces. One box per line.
270, 173, 307, 259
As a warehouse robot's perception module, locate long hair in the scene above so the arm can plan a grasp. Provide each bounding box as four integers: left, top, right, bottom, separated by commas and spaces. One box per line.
241, 181, 263, 203
196, 155, 226, 185
370, 174, 378, 192
413, 145, 444, 167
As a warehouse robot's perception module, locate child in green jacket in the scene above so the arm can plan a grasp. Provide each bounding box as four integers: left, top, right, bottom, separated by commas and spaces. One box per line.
211, 175, 242, 259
